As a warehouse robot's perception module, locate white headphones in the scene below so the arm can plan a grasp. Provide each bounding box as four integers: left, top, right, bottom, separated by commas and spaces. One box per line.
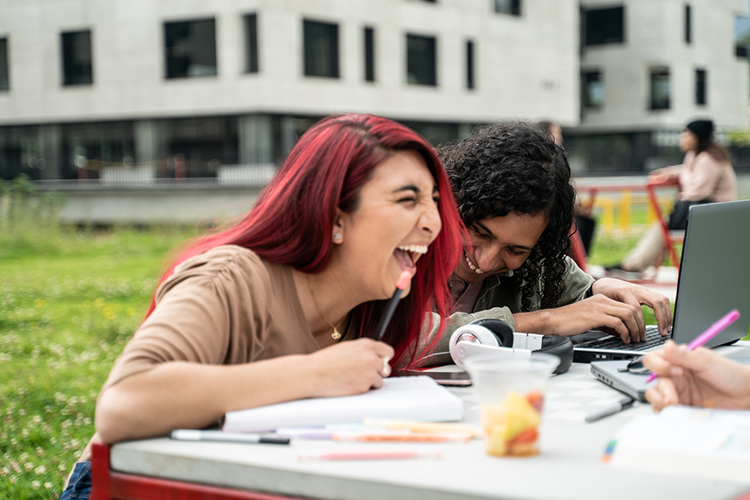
448, 319, 572, 374
449, 324, 541, 371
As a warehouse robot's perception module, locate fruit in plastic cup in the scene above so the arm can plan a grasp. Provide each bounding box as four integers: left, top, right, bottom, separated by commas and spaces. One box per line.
464, 353, 559, 457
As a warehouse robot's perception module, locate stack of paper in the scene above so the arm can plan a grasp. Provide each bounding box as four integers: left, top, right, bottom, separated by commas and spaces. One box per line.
606, 406, 750, 482
223, 376, 464, 433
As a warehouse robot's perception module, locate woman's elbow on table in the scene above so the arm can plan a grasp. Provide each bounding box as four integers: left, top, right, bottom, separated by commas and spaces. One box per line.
95, 385, 151, 444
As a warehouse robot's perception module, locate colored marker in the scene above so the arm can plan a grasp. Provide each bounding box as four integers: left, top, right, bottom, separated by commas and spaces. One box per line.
645, 309, 741, 383
333, 432, 471, 443
297, 450, 441, 461
363, 418, 480, 437
374, 270, 413, 341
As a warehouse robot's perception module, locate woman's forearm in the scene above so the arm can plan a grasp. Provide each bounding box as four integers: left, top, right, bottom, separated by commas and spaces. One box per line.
95, 355, 313, 444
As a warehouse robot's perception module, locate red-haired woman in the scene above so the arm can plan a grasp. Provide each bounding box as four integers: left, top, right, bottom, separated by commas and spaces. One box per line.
61, 114, 463, 500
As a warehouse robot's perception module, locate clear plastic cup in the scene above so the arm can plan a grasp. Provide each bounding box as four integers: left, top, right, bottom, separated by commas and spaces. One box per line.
464, 353, 559, 457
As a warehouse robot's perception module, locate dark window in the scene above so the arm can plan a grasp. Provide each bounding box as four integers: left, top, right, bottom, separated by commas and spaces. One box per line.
303, 20, 339, 78
650, 68, 670, 110
695, 68, 707, 105
494, 0, 521, 16
583, 6, 625, 46
736, 15, 750, 58
582, 71, 603, 108
406, 34, 436, 86
466, 40, 475, 89
61, 30, 93, 86
164, 19, 217, 79
0, 38, 8, 91
364, 27, 375, 82
244, 14, 259, 73
685, 4, 692, 44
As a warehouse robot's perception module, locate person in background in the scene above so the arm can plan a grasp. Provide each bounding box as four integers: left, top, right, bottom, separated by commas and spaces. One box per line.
643, 341, 750, 411
60, 114, 464, 500
537, 120, 596, 256
415, 122, 672, 367
606, 119, 736, 280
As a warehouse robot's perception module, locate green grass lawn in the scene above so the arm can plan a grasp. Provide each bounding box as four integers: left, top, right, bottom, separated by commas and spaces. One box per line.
0, 215, 652, 497
1, 224, 196, 498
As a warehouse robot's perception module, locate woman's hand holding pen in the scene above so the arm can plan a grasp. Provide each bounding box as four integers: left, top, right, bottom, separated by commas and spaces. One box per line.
643, 340, 750, 411
306, 338, 394, 398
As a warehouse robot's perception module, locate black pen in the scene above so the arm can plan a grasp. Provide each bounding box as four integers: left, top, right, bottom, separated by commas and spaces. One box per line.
374, 270, 413, 341
170, 429, 290, 445
584, 397, 636, 423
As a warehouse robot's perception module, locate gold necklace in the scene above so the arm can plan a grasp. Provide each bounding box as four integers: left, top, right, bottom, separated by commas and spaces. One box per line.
306, 274, 346, 340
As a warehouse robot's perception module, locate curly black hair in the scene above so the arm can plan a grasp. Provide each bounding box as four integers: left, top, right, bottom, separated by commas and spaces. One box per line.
438, 121, 576, 311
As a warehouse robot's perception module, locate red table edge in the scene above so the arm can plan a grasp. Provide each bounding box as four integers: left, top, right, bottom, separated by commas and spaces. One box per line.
91, 442, 302, 500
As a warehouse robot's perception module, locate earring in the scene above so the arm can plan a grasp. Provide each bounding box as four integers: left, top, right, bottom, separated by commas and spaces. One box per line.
333, 233, 342, 241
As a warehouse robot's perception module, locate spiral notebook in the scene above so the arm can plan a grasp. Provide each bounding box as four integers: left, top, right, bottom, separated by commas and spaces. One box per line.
222, 376, 464, 433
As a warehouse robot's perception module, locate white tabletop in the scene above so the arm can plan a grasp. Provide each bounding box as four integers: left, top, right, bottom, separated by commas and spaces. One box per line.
110, 346, 750, 500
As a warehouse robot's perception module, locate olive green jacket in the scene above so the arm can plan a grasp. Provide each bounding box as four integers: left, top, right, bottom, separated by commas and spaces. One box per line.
414, 256, 594, 367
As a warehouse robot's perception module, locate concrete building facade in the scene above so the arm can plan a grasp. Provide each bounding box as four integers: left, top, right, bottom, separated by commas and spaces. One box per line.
568, 0, 750, 173
0, 0, 580, 181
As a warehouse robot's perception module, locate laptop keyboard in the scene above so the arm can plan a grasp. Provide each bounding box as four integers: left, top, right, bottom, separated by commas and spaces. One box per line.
579, 325, 671, 351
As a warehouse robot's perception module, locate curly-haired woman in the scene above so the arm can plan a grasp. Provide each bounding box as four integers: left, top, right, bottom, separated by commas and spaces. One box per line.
417, 122, 672, 367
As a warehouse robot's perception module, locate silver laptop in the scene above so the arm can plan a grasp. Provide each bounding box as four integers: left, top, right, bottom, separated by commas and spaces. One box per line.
573, 199, 750, 363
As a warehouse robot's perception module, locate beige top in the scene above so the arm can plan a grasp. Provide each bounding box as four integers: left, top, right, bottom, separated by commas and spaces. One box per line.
663, 151, 737, 203
102, 245, 331, 392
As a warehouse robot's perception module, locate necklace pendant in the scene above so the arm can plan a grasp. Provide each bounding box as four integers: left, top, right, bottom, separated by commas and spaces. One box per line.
331, 328, 342, 341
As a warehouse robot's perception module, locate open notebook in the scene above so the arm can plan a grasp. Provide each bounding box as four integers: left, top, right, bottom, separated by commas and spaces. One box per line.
222, 376, 464, 433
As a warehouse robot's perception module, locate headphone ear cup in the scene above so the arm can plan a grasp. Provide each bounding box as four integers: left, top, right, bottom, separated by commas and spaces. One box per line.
534, 336, 574, 375
469, 319, 514, 347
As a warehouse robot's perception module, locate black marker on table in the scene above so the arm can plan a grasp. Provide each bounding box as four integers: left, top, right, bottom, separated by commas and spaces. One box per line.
584, 397, 636, 423
373, 270, 413, 342
170, 429, 290, 445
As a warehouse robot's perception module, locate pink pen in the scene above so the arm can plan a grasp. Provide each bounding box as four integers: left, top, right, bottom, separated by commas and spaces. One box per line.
645, 309, 741, 383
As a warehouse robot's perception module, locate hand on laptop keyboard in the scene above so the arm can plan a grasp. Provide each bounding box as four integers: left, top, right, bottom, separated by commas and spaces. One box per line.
589, 278, 673, 338
515, 294, 657, 343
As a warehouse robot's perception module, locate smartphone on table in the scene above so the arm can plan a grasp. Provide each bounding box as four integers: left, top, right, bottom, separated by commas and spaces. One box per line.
401, 369, 472, 386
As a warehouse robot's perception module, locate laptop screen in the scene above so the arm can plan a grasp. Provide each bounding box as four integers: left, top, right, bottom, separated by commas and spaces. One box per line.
672, 200, 750, 347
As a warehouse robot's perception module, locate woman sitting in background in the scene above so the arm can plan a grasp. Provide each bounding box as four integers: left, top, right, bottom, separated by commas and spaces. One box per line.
607, 119, 736, 280
61, 114, 463, 500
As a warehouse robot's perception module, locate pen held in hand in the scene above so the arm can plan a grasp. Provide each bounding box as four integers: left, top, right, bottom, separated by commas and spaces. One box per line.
374, 270, 413, 342
645, 309, 741, 384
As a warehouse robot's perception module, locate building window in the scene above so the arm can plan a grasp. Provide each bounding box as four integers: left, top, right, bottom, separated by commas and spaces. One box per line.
466, 40, 475, 89
0, 38, 8, 91
650, 68, 670, 110
684, 5, 692, 44
406, 34, 436, 86
695, 69, 707, 105
164, 19, 217, 79
61, 30, 93, 86
494, 0, 521, 16
303, 20, 339, 78
364, 27, 375, 82
244, 14, 259, 73
583, 6, 625, 46
736, 15, 750, 58
582, 71, 603, 109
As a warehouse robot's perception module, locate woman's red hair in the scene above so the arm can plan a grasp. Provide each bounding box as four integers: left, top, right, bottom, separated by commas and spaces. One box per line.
147, 114, 463, 366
